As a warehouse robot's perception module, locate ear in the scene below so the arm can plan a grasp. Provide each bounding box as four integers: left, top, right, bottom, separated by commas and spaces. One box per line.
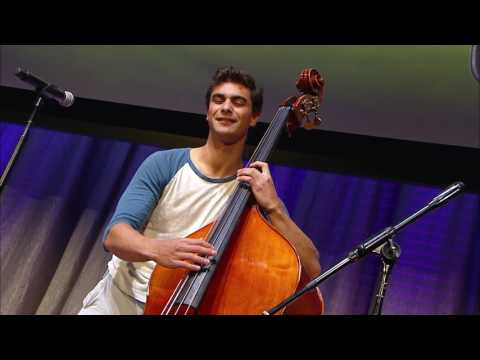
250, 113, 260, 127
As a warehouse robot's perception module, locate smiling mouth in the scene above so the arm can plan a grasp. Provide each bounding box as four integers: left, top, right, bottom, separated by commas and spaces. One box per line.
216, 117, 236, 123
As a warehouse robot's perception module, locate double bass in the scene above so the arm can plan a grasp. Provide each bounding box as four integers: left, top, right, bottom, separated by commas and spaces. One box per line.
144, 69, 325, 315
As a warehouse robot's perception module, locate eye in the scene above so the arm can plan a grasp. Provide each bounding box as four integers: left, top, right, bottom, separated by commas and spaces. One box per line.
232, 97, 247, 106
212, 94, 224, 104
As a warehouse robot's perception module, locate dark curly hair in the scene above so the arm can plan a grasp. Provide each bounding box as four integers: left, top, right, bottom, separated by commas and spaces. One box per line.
205, 66, 263, 114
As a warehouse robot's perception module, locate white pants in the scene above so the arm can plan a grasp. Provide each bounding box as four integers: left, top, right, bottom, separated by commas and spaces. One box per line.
78, 272, 145, 315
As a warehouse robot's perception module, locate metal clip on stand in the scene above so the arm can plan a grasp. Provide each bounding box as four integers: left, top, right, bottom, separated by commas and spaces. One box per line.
263, 181, 465, 315
368, 236, 401, 315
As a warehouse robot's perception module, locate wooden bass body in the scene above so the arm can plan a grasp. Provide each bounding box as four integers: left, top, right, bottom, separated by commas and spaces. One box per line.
144, 206, 324, 315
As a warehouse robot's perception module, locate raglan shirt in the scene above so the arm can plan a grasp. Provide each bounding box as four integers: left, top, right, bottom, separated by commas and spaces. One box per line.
104, 148, 239, 303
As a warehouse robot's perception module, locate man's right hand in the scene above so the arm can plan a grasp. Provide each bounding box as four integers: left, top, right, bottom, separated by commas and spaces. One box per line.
148, 238, 217, 272
105, 224, 217, 272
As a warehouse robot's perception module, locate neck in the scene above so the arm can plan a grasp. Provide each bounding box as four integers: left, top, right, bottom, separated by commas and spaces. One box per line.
192, 134, 246, 178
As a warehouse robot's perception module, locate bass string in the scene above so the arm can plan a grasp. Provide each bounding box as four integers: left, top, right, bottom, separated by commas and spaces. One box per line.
173, 274, 199, 315
206, 108, 289, 252
247, 107, 288, 166
206, 106, 290, 252
181, 190, 251, 314
161, 276, 188, 315
252, 108, 288, 163
161, 185, 247, 314
174, 191, 251, 315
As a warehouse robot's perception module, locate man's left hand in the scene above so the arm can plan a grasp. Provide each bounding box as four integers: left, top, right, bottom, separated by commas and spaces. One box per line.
237, 161, 283, 215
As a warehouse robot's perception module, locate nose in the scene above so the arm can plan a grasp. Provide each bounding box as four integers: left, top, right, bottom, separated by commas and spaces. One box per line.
220, 99, 233, 114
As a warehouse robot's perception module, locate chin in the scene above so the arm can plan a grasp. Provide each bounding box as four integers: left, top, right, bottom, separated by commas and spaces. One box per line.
215, 131, 247, 146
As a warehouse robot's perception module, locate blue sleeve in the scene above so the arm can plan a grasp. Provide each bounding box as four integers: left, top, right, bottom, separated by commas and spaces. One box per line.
102, 148, 188, 245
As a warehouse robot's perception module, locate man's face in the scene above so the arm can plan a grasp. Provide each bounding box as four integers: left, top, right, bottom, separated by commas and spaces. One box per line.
207, 82, 259, 145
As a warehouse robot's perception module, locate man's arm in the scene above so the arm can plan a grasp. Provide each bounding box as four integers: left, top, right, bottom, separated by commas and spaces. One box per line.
103, 150, 216, 272
237, 161, 321, 279
105, 223, 216, 271
263, 206, 321, 278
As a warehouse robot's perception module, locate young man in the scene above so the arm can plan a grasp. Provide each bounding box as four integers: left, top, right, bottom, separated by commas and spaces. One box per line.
78, 66, 321, 315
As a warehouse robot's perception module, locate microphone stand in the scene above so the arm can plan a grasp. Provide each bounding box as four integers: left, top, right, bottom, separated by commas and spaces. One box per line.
263, 182, 465, 315
0, 93, 44, 196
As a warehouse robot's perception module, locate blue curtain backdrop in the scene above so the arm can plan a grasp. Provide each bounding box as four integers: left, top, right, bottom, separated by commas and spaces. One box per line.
1, 120, 479, 314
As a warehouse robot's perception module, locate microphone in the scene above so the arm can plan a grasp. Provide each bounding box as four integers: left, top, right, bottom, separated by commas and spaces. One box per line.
427, 181, 465, 208
15, 68, 75, 107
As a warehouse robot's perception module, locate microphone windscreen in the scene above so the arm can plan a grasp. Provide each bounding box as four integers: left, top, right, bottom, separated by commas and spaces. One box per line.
62, 91, 75, 107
